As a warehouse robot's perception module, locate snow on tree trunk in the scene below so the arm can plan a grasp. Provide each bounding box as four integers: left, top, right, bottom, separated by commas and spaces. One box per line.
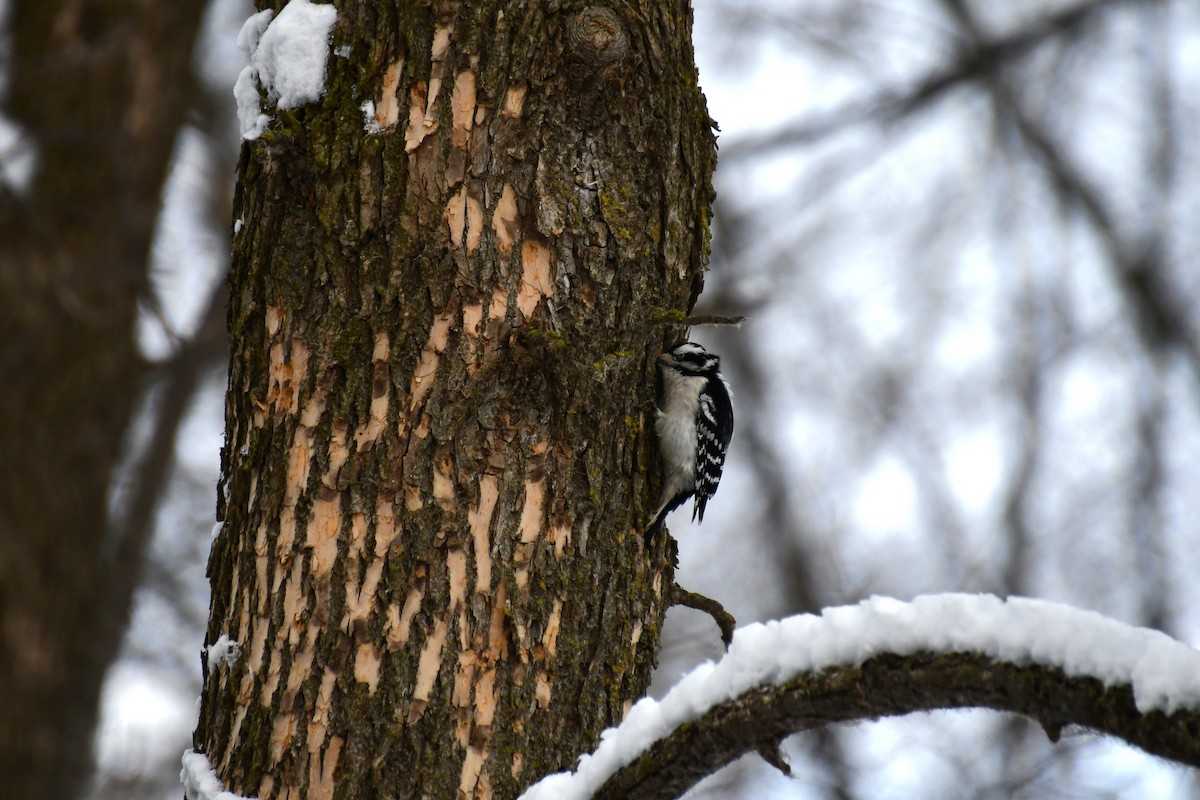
195, 2, 716, 798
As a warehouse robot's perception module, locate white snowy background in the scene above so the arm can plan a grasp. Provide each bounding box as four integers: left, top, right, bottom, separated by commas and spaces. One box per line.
41, 0, 1200, 798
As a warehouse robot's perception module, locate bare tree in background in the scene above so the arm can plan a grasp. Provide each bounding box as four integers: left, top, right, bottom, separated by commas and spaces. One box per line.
0, 3, 221, 799
675, 0, 1200, 795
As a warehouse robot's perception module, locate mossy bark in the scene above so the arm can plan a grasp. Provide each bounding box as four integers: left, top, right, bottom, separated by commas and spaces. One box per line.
196, 2, 716, 797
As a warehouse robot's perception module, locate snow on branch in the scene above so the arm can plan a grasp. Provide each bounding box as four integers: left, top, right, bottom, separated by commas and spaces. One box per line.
521, 594, 1200, 800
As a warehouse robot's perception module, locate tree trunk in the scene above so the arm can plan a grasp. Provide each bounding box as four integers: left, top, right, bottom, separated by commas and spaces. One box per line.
0, 3, 206, 798
195, 1, 715, 797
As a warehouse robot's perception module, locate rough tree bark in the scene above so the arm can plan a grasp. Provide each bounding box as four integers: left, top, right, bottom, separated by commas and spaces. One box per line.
194, 2, 716, 798
0, 3, 207, 799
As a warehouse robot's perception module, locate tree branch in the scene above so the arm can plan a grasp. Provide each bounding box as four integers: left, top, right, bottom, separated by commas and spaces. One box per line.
677, 314, 746, 327
111, 284, 228, 599
599, 651, 1200, 799
520, 595, 1200, 800
721, 0, 1152, 162
670, 585, 736, 648
939, 0, 1200, 378
649, 310, 746, 327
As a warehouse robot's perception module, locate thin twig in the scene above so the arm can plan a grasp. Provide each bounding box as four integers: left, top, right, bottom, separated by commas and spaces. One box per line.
671, 584, 737, 648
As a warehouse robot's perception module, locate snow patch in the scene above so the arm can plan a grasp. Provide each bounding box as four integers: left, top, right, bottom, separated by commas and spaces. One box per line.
520, 594, 1200, 800
204, 635, 241, 672
234, 0, 338, 140
181, 749, 256, 800
233, 9, 274, 140
361, 100, 383, 134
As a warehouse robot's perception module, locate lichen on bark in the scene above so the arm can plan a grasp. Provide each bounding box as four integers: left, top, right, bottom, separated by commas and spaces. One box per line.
196, 2, 716, 798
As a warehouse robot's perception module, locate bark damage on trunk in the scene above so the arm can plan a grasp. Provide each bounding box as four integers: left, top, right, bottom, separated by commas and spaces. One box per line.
197, 2, 715, 798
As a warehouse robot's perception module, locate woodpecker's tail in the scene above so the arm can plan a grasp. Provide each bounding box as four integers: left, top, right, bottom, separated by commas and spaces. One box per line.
642, 505, 668, 546
643, 492, 689, 546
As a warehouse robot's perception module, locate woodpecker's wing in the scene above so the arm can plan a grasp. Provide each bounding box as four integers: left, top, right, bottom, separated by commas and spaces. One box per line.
692, 375, 734, 522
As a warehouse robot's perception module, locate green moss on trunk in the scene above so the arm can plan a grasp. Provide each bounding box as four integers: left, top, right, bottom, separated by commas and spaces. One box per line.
197, 2, 716, 798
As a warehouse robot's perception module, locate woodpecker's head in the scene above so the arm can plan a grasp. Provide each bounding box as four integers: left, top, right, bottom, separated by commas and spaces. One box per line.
658, 342, 720, 376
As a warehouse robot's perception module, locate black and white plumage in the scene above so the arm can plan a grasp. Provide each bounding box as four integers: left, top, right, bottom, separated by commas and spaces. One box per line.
645, 341, 734, 536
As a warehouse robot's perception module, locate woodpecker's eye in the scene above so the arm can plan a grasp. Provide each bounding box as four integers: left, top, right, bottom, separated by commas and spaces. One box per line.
669, 342, 713, 370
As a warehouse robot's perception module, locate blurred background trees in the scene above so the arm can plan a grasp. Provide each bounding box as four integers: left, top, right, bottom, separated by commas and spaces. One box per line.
3, 0, 1198, 798
665, 1, 1200, 796
0, 2, 211, 798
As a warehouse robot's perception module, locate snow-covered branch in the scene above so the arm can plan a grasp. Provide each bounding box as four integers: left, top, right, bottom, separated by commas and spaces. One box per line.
522, 594, 1200, 800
